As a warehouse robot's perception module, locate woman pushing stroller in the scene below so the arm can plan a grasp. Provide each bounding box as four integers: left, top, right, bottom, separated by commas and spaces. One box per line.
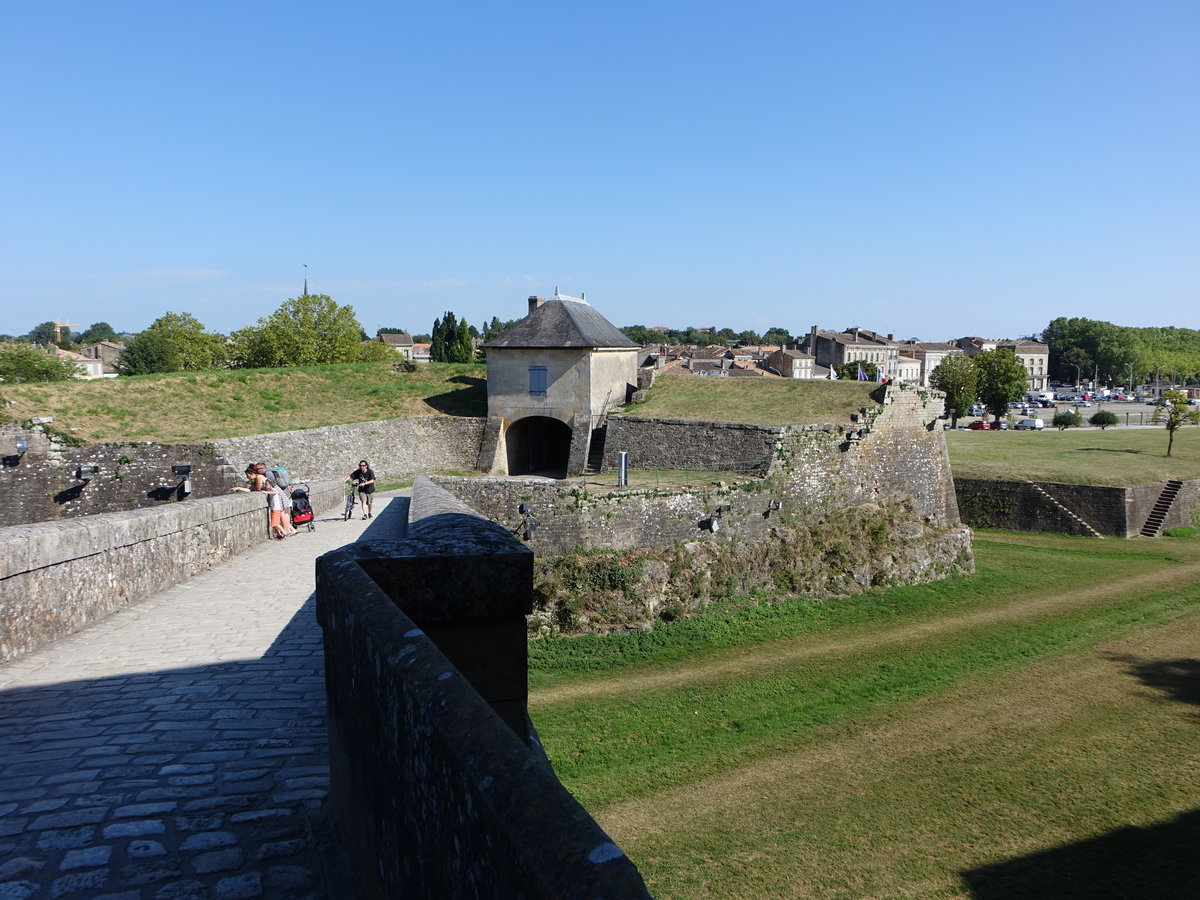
344, 460, 376, 519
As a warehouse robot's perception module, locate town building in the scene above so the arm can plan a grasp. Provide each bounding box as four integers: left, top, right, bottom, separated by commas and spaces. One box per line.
954, 337, 1050, 392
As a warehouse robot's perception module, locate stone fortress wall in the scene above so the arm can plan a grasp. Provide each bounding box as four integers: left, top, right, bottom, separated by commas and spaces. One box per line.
955, 477, 1200, 537
0, 417, 486, 526
435, 384, 973, 627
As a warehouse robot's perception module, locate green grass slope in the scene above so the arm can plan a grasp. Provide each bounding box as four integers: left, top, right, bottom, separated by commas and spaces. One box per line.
626, 374, 879, 426
946, 427, 1200, 485
0, 362, 486, 443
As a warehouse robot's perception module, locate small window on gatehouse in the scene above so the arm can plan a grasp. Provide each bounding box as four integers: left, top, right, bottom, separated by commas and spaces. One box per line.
529, 366, 547, 395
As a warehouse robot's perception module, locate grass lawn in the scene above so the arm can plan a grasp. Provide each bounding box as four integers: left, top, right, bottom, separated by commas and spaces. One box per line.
528, 531, 1200, 898
0, 362, 486, 442
947, 426, 1200, 485
625, 374, 880, 426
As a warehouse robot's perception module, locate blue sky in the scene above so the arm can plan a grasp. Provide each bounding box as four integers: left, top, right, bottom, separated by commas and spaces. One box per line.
3, 1, 1197, 342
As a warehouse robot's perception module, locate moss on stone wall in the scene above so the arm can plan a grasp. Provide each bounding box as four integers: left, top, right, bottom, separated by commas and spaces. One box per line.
529, 497, 973, 636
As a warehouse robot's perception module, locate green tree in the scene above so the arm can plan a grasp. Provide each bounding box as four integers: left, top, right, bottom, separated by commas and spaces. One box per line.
231, 295, 364, 368
929, 355, 978, 427
355, 340, 398, 362
833, 361, 878, 381
1052, 410, 1083, 430
736, 329, 763, 346
620, 325, 658, 345
1088, 410, 1118, 430
376, 326, 407, 335
119, 312, 226, 374
975, 349, 1029, 420
430, 314, 447, 362
24, 321, 60, 345
0, 344, 80, 383
79, 322, 118, 344
1152, 390, 1200, 457
762, 327, 791, 347
448, 318, 474, 363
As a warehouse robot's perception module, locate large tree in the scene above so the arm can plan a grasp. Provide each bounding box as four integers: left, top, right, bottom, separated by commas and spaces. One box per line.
975, 348, 1029, 420
118, 312, 226, 374
79, 321, 118, 344
929, 354, 978, 427
1152, 390, 1200, 457
0, 344, 80, 383
231, 295, 363, 368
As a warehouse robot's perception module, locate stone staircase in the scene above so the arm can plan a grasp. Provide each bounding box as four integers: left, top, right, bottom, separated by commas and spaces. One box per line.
585, 424, 608, 474
1140, 480, 1184, 537
1027, 482, 1105, 538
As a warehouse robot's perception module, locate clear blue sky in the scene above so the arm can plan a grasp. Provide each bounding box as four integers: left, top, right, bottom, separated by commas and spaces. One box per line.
3, 1, 1197, 342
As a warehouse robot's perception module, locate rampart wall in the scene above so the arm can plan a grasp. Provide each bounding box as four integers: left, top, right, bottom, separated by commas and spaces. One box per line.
955, 477, 1200, 537
0, 481, 343, 663
0, 422, 237, 527
212, 416, 485, 483
315, 477, 650, 898
0, 417, 486, 526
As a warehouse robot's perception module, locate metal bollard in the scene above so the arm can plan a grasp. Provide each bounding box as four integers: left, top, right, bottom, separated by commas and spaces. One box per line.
618, 451, 628, 487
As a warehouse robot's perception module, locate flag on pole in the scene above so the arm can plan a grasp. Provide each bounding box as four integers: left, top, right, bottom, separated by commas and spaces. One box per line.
857, 364, 867, 381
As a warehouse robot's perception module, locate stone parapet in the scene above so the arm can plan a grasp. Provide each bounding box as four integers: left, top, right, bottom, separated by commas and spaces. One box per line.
315, 477, 649, 899
0, 481, 342, 663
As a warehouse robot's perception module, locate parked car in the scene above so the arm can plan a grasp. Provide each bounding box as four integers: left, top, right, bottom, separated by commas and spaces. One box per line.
969, 404, 985, 416
967, 421, 992, 430
1074, 400, 1092, 407
1015, 418, 1045, 430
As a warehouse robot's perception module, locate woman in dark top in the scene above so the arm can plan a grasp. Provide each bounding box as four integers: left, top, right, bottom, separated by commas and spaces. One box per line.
345, 460, 376, 519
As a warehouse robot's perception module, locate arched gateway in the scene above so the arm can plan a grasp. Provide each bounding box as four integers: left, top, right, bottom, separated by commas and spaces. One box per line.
504, 416, 572, 477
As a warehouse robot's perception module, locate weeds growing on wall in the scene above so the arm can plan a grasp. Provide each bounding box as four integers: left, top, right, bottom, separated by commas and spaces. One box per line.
530, 498, 971, 636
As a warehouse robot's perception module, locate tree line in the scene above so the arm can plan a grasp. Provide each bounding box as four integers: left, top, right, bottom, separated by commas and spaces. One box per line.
1042, 317, 1200, 387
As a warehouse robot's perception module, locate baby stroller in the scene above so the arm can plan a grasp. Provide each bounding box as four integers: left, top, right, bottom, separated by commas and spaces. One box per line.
290, 483, 316, 532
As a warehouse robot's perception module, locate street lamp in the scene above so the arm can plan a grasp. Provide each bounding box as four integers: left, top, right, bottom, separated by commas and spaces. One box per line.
1127, 363, 1134, 395
1070, 364, 1082, 388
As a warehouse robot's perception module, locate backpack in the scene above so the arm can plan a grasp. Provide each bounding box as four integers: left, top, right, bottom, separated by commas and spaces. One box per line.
270, 467, 292, 488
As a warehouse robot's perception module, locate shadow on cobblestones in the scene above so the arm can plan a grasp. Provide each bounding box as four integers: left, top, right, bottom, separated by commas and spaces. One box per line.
0, 598, 362, 900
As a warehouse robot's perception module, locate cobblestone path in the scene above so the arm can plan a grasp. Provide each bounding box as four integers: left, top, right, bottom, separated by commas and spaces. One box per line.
0, 493, 409, 900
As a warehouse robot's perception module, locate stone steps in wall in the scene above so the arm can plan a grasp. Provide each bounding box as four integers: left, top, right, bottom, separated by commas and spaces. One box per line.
1026, 482, 1105, 538
585, 424, 608, 474
1140, 480, 1183, 537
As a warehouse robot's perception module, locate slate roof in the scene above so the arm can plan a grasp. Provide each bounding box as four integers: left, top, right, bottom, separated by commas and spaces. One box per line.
482, 297, 638, 350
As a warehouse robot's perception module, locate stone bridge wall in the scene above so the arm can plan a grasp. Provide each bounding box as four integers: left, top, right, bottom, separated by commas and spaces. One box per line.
0, 481, 343, 663
315, 477, 650, 899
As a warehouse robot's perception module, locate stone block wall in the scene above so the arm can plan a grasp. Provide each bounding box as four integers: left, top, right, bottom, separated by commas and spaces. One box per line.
212, 415, 485, 483
0, 481, 342, 663
0, 422, 238, 527
955, 478, 1200, 537
955, 479, 1102, 536
602, 416, 782, 475
1128, 480, 1200, 534
315, 478, 650, 899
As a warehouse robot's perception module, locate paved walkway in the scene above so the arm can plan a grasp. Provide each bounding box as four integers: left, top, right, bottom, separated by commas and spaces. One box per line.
0, 493, 409, 900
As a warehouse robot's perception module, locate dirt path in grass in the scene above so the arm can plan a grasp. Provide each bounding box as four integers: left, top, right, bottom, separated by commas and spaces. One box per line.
594, 611, 1200, 898
530, 549, 1200, 708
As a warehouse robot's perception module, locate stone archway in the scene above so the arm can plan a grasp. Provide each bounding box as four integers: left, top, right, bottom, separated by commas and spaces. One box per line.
505, 416, 572, 478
